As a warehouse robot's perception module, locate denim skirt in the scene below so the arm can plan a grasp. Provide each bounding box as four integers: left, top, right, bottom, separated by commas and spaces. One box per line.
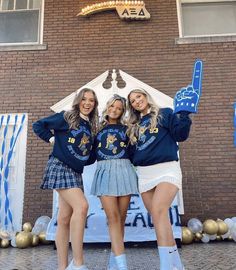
91, 159, 138, 196
41, 155, 84, 190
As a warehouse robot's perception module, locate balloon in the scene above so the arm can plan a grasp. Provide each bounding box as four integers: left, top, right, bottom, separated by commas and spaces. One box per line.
15, 231, 32, 248
230, 226, 236, 242
201, 234, 210, 243
216, 220, 228, 235
31, 235, 40, 246
23, 222, 33, 233
187, 218, 203, 233
209, 234, 217, 240
11, 235, 17, 247
32, 216, 51, 235
194, 232, 203, 242
221, 230, 231, 240
0, 239, 10, 248
181, 227, 194, 244
203, 219, 218, 235
0, 229, 11, 240
224, 218, 234, 229
231, 217, 236, 223
38, 232, 52, 245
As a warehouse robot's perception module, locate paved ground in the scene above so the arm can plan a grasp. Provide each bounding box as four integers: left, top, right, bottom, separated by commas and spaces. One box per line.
0, 241, 236, 270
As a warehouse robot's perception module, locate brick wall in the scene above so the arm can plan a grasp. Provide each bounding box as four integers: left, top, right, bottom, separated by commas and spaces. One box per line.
0, 0, 235, 225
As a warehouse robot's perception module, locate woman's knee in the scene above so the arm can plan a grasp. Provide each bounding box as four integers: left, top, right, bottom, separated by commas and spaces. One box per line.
57, 212, 72, 226
151, 204, 169, 219
106, 211, 121, 225
73, 200, 89, 218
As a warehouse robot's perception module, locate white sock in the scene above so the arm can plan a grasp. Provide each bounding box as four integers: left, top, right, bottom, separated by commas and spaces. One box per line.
158, 246, 173, 270
170, 245, 184, 270
114, 254, 128, 270
108, 252, 117, 269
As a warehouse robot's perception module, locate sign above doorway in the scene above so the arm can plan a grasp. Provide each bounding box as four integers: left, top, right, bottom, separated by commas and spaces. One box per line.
77, 1, 151, 20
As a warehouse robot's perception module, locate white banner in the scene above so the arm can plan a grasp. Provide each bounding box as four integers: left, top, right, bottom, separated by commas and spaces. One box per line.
46, 162, 182, 242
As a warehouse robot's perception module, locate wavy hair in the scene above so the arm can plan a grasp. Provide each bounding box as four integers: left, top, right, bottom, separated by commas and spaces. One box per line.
64, 88, 99, 135
126, 88, 161, 144
100, 94, 127, 130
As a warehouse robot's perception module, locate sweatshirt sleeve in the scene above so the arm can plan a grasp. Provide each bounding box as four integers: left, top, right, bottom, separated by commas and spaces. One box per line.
32, 112, 66, 143
160, 108, 192, 142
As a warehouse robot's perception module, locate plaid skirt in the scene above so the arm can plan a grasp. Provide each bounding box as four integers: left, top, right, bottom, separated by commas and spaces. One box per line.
41, 155, 84, 190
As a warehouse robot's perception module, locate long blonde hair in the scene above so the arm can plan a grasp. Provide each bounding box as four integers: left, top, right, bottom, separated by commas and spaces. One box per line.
64, 88, 99, 135
126, 88, 161, 144
100, 94, 127, 130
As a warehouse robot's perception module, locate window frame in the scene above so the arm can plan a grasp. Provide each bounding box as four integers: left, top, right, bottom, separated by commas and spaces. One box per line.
176, 0, 236, 39
0, 0, 45, 48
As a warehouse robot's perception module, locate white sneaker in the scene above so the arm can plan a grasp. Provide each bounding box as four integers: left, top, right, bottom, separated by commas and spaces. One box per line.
66, 260, 89, 270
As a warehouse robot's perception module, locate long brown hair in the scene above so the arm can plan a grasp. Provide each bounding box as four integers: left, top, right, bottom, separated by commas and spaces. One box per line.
64, 88, 99, 135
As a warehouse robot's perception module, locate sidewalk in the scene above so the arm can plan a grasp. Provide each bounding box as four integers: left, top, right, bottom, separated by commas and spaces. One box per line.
1, 241, 236, 270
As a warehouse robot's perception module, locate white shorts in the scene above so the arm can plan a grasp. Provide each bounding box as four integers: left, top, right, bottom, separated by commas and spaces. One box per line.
137, 161, 182, 193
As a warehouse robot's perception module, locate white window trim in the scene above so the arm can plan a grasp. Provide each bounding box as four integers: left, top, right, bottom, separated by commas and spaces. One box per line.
176, 0, 236, 43
0, 0, 45, 49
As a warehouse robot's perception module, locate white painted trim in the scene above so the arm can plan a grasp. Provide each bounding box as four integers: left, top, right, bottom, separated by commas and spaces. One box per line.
176, 35, 236, 44
40, 0, 45, 45
176, 0, 183, 38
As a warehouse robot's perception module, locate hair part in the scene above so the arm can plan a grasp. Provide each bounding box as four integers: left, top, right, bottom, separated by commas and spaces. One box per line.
126, 88, 161, 144
64, 88, 99, 135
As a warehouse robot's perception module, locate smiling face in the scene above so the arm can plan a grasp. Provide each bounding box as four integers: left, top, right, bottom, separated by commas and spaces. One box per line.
79, 91, 96, 116
129, 91, 149, 115
107, 100, 124, 124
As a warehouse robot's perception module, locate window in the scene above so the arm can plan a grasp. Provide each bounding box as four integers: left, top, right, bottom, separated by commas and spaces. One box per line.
177, 0, 236, 38
0, 0, 44, 45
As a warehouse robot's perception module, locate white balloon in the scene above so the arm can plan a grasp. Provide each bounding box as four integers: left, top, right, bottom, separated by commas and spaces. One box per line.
209, 234, 217, 240
11, 235, 17, 247
231, 217, 236, 224
224, 218, 234, 229
187, 218, 203, 233
201, 234, 210, 243
32, 216, 51, 235
231, 231, 236, 242
222, 230, 231, 240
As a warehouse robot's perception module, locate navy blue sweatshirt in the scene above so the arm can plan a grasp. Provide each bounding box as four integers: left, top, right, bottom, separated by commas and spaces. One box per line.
32, 112, 94, 173
131, 108, 192, 166
94, 124, 131, 161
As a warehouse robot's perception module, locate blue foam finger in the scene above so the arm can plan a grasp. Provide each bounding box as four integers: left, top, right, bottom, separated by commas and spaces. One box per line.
174, 59, 203, 114
192, 59, 203, 97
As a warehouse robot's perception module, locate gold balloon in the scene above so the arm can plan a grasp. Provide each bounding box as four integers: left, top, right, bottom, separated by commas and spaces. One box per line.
23, 222, 33, 233
216, 220, 229, 235
0, 239, 10, 248
31, 235, 40, 246
15, 231, 32, 248
182, 226, 194, 244
0, 230, 10, 240
195, 232, 203, 240
203, 219, 218, 235
216, 235, 222, 241
38, 232, 51, 244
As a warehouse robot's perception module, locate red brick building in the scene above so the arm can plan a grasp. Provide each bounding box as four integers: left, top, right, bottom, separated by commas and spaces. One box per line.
0, 0, 235, 226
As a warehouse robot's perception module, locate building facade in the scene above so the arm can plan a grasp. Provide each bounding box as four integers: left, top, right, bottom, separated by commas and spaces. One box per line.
0, 0, 236, 226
